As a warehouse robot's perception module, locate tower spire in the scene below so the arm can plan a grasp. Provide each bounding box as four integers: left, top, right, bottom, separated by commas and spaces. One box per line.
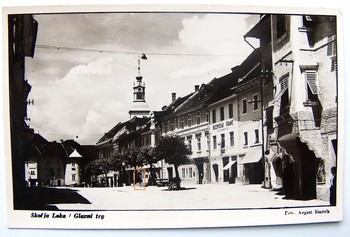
129, 54, 150, 118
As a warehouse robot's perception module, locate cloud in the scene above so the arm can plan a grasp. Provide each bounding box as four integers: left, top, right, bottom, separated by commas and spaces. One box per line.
27, 12, 260, 144
28, 56, 130, 143
179, 14, 257, 56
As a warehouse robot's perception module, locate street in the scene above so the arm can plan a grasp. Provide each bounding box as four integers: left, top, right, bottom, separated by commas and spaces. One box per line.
53, 183, 329, 210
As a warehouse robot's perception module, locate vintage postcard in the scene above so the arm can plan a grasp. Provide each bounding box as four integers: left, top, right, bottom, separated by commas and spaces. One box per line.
2, 4, 344, 229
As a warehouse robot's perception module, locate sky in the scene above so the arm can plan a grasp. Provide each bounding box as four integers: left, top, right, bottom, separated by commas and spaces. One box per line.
25, 12, 260, 145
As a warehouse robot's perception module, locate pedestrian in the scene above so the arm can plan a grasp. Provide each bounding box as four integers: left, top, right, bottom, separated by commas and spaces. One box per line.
330, 166, 336, 206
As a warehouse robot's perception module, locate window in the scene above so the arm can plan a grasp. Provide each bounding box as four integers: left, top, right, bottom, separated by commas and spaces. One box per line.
253, 94, 259, 111
72, 174, 76, 181
170, 120, 174, 131
306, 71, 321, 98
213, 136, 217, 149
196, 135, 202, 151
277, 15, 287, 38
187, 114, 192, 127
242, 99, 247, 114
327, 35, 337, 57
220, 107, 225, 121
30, 170, 35, 175
279, 76, 290, 115
206, 111, 209, 122
136, 93, 143, 100
196, 111, 201, 125
180, 116, 184, 129
212, 109, 216, 123
72, 162, 75, 167
255, 129, 260, 144
182, 168, 185, 178
187, 136, 192, 152
221, 134, 225, 148
328, 36, 337, 72
243, 132, 248, 146
163, 121, 168, 133
72, 167, 76, 171
228, 103, 233, 118
206, 133, 210, 150
230, 131, 235, 146
331, 58, 337, 72
189, 167, 193, 178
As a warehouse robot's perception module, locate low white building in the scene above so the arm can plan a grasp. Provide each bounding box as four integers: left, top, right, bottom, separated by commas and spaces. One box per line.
65, 149, 82, 186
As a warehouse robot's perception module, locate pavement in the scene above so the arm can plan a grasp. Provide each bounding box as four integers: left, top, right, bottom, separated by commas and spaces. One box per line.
53, 183, 329, 210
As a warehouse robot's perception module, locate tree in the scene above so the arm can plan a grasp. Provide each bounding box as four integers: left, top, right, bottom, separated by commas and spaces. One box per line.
123, 146, 144, 169
141, 147, 161, 185
154, 135, 191, 187
84, 157, 118, 187
122, 147, 145, 184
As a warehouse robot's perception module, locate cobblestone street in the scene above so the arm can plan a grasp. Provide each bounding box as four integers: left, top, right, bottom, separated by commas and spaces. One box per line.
53, 183, 329, 210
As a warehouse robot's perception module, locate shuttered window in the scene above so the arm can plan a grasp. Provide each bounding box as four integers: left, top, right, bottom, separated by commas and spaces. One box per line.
306, 71, 320, 95
274, 76, 288, 103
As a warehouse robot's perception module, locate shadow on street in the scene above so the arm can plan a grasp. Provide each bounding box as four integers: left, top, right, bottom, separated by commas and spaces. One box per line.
161, 187, 197, 192
14, 187, 91, 210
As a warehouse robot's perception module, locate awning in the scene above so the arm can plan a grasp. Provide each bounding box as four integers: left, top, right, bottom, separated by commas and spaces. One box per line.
240, 146, 263, 164
223, 160, 237, 170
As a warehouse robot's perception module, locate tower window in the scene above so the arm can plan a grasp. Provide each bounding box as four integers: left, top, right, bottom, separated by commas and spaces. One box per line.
136, 93, 143, 100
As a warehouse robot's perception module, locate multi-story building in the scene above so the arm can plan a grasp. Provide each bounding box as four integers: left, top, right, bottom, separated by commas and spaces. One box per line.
8, 14, 38, 205
207, 48, 271, 185
207, 72, 239, 184
245, 14, 337, 200
36, 139, 94, 187
159, 89, 210, 184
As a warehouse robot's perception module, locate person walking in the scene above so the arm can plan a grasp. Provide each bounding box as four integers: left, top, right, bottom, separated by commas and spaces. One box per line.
330, 166, 336, 206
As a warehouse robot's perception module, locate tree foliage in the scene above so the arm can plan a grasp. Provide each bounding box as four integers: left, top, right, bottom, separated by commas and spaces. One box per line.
84, 157, 117, 177
123, 146, 144, 168
154, 135, 191, 180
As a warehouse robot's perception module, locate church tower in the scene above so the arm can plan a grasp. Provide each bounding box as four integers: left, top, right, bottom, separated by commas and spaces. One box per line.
129, 54, 150, 118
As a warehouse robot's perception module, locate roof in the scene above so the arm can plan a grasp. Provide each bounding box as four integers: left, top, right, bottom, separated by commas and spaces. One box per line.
244, 15, 271, 39
129, 101, 150, 112
68, 149, 82, 158
96, 116, 150, 145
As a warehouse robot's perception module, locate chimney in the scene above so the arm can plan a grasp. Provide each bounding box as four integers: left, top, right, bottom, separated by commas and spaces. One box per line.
172, 93, 176, 103
195, 85, 200, 91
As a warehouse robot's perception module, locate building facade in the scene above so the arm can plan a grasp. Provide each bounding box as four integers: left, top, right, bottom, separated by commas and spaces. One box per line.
160, 86, 211, 185
245, 14, 337, 200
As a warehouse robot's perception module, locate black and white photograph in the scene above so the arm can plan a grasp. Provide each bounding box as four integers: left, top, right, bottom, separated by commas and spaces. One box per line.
2, 4, 344, 229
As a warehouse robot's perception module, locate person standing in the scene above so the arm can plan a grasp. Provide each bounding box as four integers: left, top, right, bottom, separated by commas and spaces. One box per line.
330, 167, 337, 206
